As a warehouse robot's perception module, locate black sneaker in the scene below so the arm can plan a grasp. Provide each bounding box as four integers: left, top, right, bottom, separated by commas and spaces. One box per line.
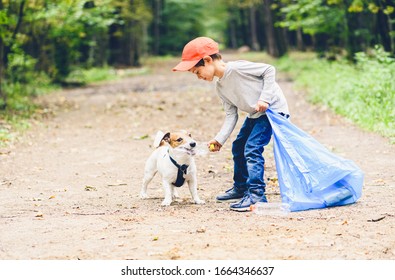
216, 187, 246, 203
229, 192, 268, 212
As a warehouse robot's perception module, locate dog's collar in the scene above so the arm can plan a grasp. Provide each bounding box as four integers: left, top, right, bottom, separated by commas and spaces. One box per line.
169, 156, 188, 187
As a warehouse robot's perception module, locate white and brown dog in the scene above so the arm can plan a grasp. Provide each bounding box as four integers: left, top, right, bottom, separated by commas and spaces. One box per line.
140, 130, 205, 206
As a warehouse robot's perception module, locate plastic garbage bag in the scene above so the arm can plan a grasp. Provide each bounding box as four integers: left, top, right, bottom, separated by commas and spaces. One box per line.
265, 109, 364, 212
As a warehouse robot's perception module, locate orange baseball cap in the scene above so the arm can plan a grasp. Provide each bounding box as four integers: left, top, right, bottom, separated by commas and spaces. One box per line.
172, 37, 219, 71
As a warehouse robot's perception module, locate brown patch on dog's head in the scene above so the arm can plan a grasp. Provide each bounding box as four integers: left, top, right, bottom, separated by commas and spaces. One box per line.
160, 131, 196, 149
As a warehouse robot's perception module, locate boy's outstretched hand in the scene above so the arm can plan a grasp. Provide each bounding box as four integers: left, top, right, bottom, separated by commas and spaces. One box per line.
255, 100, 269, 112
208, 140, 222, 152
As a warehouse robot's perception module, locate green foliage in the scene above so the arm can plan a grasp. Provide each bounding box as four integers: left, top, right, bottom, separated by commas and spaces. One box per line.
0, 0, 123, 113
277, 46, 395, 143
201, 0, 229, 43
279, 0, 344, 36
7, 45, 37, 84
112, 0, 152, 23
29, 0, 118, 81
4, 44, 56, 112
159, 0, 206, 54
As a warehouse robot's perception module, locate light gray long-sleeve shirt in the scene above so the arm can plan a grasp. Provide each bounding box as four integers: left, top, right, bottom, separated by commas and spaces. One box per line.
214, 60, 289, 145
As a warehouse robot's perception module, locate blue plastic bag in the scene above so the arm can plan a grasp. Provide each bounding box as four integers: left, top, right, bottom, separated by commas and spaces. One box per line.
266, 109, 364, 212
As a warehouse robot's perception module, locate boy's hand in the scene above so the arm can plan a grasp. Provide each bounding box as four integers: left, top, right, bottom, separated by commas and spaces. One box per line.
255, 100, 269, 112
208, 140, 222, 152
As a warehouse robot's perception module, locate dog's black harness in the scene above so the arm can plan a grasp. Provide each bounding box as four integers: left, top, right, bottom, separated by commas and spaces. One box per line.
169, 156, 188, 187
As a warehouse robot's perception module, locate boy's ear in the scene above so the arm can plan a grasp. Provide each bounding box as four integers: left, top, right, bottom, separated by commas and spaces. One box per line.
203, 56, 213, 63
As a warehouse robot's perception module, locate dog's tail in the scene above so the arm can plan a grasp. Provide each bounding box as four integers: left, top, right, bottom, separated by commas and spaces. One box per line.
153, 131, 165, 148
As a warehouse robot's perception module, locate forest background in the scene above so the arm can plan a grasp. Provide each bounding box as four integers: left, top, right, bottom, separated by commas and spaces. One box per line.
0, 0, 394, 144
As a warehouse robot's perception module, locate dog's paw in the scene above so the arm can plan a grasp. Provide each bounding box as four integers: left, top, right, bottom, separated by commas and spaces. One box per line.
140, 192, 149, 199
194, 199, 205, 205
172, 190, 180, 199
161, 199, 172, 206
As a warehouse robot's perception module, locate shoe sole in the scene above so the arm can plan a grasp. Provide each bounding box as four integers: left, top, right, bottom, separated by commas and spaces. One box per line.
229, 206, 251, 212
216, 198, 243, 203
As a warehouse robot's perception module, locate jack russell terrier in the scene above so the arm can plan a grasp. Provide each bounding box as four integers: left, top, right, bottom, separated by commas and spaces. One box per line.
140, 130, 205, 206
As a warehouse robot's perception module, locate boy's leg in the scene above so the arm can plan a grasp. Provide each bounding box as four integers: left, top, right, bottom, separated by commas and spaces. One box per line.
230, 115, 272, 211
216, 117, 251, 202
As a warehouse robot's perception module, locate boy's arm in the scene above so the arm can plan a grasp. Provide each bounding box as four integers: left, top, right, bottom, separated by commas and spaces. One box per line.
236, 61, 278, 108
258, 64, 276, 106
214, 101, 238, 146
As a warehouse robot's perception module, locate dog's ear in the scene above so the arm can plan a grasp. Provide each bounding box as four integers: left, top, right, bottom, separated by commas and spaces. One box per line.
153, 131, 171, 148
153, 131, 165, 148
162, 132, 171, 144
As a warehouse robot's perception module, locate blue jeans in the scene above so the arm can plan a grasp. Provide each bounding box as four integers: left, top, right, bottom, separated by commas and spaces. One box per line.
232, 114, 272, 196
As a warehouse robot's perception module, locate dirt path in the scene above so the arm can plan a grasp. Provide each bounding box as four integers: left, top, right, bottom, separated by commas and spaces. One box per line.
1, 55, 394, 260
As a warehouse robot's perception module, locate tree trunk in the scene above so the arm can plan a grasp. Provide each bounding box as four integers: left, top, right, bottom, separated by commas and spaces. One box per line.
229, 17, 237, 49
125, 21, 141, 67
296, 28, 304, 51
0, 0, 6, 109
262, 0, 278, 57
0, 35, 5, 109
153, 0, 161, 55
249, 5, 260, 51
12, 0, 25, 40
377, 9, 392, 53
3, 0, 25, 67
126, 22, 133, 66
239, 8, 248, 46
311, 34, 316, 50
388, 13, 394, 54
342, 4, 353, 59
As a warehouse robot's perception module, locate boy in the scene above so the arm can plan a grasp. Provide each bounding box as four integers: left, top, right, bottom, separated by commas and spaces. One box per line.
173, 37, 289, 212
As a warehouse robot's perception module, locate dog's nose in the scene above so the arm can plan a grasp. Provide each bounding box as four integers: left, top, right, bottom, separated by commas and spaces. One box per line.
190, 142, 196, 148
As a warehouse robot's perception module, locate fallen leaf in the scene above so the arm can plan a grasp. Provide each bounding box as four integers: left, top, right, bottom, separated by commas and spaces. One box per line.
133, 134, 149, 140
367, 216, 386, 222
84, 185, 97, 191
196, 226, 206, 233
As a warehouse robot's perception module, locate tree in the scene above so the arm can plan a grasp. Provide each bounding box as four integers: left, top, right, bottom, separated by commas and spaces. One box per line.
250, 4, 260, 51
0, 0, 26, 108
263, 0, 278, 56
224, 0, 261, 49
261, 0, 287, 57
277, 0, 395, 57
150, 0, 163, 55
0, 0, 5, 109
109, 0, 152, 66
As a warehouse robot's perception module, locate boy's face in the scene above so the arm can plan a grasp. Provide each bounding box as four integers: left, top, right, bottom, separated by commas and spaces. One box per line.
188, 57, 215, 81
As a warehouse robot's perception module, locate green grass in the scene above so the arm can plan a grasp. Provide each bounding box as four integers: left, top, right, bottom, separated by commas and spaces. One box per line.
0, 115, 31, 147
65, 66, 150, 84
276, 48, 395, 143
